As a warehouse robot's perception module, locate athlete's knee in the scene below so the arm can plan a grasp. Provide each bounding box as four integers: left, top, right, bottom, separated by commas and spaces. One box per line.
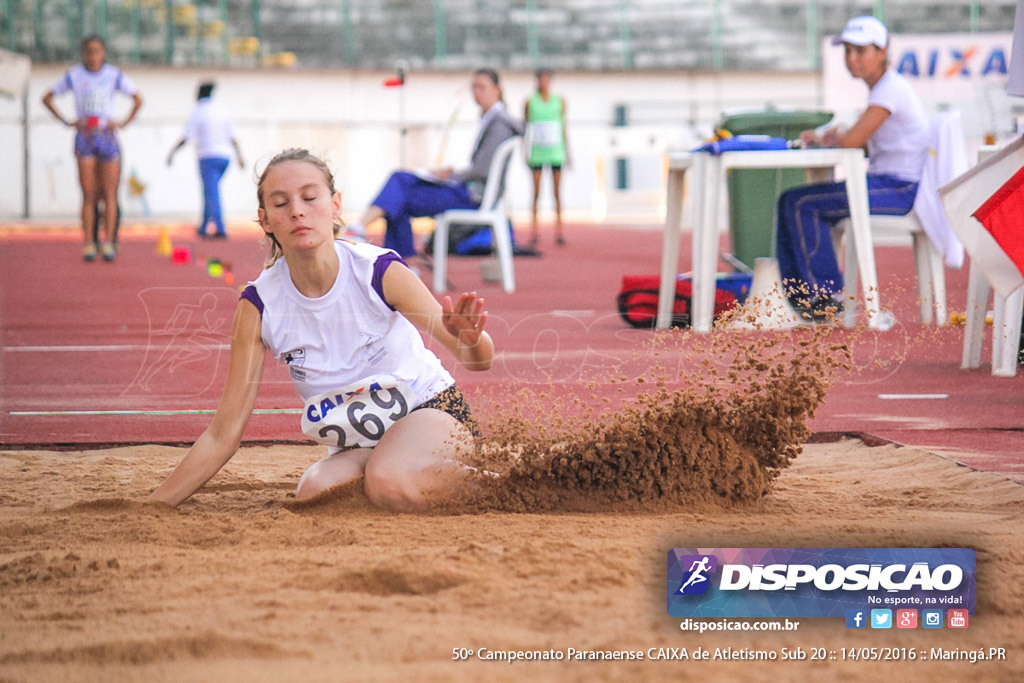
363, 459, 427, 513
295, 460, 334, 501
295, 458, 361, 501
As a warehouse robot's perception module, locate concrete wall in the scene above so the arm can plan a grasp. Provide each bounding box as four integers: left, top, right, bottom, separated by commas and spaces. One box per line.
0, 66, 825, 224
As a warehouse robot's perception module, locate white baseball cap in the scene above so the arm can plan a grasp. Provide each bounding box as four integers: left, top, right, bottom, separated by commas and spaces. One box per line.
832, 16, 889, 48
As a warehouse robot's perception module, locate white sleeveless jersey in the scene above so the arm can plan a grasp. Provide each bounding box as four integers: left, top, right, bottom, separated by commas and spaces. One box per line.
248, 240, 453, 409
50, 63, 137, 126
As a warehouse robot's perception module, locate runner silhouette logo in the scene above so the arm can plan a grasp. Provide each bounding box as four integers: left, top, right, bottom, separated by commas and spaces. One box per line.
675, 555, 718, 595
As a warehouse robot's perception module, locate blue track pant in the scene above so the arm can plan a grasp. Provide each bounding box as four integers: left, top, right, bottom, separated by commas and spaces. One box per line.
775, 174, 918, 301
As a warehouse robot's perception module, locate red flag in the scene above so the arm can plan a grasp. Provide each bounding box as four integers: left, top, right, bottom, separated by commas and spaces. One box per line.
973, 164, 1024, 278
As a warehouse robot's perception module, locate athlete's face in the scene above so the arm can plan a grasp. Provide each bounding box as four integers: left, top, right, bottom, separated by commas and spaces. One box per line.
258, 161, 342, 253
844, 43, 886, 83
82, 40, 106, 72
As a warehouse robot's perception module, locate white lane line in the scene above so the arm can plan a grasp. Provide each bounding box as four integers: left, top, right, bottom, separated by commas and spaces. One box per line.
877, 394, 950, 400
4, 344, 230, 352
9, 409, 300, 416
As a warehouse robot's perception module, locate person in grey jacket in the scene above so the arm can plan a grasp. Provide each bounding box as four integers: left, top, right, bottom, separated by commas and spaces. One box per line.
349, 68, 524, 261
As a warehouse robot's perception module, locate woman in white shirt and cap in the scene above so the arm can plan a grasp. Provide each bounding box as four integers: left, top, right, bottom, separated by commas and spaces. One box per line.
775, 15, 929, 318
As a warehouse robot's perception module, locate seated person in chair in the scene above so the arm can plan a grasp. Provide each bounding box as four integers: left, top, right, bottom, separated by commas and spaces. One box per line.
348, 68, 524, 268
775, 15, 929, 317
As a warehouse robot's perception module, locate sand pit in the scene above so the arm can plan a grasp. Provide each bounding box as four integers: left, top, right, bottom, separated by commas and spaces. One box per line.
1, 437, 1021, 682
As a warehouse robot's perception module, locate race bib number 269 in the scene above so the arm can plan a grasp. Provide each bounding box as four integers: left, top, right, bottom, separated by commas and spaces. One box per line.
300, 378, 413, 450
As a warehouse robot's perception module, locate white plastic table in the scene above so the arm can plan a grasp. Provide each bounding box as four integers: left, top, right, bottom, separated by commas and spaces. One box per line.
657, 147, 880, 331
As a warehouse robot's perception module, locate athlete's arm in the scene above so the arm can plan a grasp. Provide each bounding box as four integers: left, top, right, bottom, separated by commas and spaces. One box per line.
148, 299, 266, 507
111, 92, 143, 131
561, 98, 572, 168
383, 262, 493, 371
41, 91, 72, 128
232, 139, 246, 169
166, 138, 186, 165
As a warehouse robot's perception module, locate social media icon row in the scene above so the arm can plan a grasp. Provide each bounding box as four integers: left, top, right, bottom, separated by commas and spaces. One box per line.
845, 608, 968, 629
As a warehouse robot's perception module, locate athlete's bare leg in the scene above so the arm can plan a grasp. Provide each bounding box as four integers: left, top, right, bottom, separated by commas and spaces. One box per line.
362, 408, 475, 512
77, 156, 99, 246
98, 158, 121, 245
295, 448, 373, 501
529, 167, 543, 246
551, 167, 564, 245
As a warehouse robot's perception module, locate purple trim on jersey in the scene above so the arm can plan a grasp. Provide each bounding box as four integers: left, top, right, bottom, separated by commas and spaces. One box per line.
371, 252, 408, 310
240, 284, 264, 314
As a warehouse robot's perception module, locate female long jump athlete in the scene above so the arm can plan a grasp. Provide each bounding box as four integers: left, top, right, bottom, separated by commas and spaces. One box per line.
149, 148, 493, 512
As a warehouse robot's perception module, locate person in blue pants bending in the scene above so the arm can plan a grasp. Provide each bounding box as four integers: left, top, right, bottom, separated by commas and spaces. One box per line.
168, 82, 245, 239
348, 68, 524, 267
776, 15, 929, 317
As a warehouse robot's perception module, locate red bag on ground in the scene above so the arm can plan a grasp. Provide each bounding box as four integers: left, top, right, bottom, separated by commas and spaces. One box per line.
616, 274, 737, 329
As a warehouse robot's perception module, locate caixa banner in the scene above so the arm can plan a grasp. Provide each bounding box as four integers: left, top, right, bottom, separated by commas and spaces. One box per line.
667, 548, 975, 618
822, 33, 1012, 125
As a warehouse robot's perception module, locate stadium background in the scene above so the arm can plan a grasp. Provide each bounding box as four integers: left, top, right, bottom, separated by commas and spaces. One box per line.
0, 0, 1019, 224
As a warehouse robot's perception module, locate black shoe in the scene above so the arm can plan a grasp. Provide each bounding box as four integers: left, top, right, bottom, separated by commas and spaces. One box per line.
810, 296, 844, 321
787, 295, 814, 320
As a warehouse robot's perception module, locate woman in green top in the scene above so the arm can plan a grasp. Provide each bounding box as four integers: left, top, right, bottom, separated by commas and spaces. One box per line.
524, 68, 570, 247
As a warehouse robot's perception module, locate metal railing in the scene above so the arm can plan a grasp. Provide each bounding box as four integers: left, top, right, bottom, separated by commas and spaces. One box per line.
0, 1, 1014, 70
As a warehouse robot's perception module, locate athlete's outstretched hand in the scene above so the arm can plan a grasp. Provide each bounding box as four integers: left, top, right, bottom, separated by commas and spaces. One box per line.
442, 291, 488, 349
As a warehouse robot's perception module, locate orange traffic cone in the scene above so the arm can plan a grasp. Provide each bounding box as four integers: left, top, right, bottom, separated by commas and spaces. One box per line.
155, 226, 173, 257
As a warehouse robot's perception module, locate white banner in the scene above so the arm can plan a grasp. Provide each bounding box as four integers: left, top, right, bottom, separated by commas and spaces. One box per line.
1009, 0, 1024, 97
0, 49, 31, 98
823, 33, 1014, 138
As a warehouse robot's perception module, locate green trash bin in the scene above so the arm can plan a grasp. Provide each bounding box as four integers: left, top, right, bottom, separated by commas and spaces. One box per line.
718, 109, 833, 270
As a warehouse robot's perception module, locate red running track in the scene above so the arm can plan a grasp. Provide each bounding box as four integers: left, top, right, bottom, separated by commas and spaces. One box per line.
1, 222, 1021, 482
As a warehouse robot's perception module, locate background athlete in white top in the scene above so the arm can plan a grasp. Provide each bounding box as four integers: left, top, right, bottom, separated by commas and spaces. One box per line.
167, 82, 245, 238
42, 35, 143, 262
150, 149, 494, 513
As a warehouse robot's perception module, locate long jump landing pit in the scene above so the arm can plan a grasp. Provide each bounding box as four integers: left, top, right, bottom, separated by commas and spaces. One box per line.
1, 438, 1021, 681
2, 223, 1022, 680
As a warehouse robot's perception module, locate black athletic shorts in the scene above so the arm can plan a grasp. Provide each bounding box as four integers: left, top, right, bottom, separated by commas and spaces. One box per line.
528, 163, 562, 171
414, 384, 481, 437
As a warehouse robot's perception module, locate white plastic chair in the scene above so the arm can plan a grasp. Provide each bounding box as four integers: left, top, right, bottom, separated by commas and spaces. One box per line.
432, 136, 521, 294
836, 213, 948, 326
834, 111, 967, 326
959, 145, 1022, 378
